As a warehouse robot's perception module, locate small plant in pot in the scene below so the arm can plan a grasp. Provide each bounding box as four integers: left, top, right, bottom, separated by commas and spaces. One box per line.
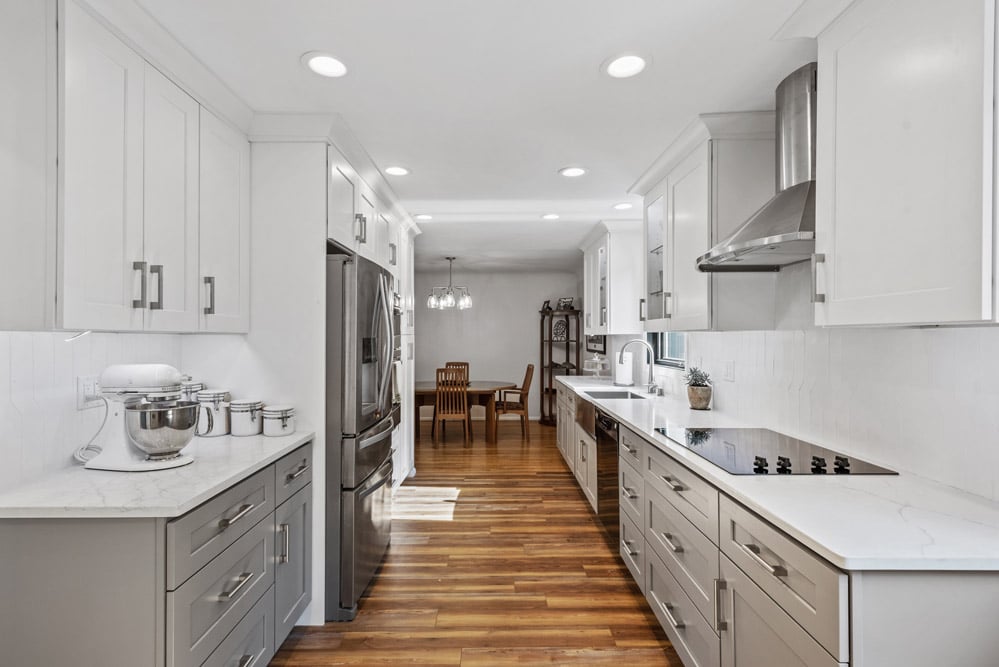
684, 367, 712, 410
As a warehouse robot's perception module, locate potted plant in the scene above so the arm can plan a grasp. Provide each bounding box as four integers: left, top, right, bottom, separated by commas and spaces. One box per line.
684, 367, 712, 410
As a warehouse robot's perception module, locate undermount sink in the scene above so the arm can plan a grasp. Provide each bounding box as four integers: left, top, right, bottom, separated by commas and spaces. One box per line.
584, 390, 646, 400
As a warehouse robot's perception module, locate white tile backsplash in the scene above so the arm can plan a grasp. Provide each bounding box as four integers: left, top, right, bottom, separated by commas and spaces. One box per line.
660, 327, 999, 501
0, 331, 182, 492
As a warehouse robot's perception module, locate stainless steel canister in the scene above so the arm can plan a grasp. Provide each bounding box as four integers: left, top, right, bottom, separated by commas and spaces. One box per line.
195, 389, 231, 437
230, 399, 263, 437
262, 405, 295, 437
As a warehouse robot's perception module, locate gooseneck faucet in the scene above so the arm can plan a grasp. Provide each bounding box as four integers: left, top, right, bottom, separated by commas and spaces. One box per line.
619, 339, 658, 394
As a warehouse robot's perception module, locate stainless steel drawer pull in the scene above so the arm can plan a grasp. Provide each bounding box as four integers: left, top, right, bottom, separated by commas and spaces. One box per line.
237, 655, 256, 667
203, 276, 216, 315
132, 261, 147, 309
621, 443, 637, 455
218, 503, 255, 529
218, 571, 255, 602
741, 542, 788, 578
661, 532, 683, 553
660, 475, 684, 493
713, 579, 728, 632
638, 297, 646, 322
811, 253, 826, 303
621, 539, 639, 557
285, 462, 310, 483
659, 601, 684, 629
279, 523, 290, 564
579, 440, 586, 462
149, 264, 164, 310
621, 486, 639, 500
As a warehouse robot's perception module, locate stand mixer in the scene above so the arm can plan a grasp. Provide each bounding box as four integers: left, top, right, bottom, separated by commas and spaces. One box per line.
84, 364, 199, 472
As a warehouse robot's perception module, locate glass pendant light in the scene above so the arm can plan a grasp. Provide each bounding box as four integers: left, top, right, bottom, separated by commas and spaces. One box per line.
426, 257, 472, 311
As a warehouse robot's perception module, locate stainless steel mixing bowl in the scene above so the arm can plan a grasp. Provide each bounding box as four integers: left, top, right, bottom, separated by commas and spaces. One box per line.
124, 400, 199, 460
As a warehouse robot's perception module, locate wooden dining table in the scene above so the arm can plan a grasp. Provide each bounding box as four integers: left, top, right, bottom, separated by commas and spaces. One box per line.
414, 380, 517, 444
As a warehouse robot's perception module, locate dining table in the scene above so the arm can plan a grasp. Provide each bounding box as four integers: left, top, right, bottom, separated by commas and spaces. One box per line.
414, 379, 517, 444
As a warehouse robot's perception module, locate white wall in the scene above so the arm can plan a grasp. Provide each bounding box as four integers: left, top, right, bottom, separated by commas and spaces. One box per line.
414, 269, 579, 419
0, 331, 182, 491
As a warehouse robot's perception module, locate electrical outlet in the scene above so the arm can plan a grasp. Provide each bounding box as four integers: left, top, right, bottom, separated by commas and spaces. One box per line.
723, 360, 735, 382
77, 375, 102, 410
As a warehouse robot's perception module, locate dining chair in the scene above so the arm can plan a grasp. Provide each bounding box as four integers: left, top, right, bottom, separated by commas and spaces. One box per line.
434, 367, 471, 446
494, 363, 534, 441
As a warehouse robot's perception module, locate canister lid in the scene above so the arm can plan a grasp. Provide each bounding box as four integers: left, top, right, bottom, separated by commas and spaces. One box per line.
182, 380, 204, 391
230, 399, 263, 411
146, 390, 183, 402
197, 389, 230, 401
262, 405, 295, 417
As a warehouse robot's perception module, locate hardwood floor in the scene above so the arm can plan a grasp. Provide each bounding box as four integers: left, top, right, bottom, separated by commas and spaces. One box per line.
272, 420, 681, 666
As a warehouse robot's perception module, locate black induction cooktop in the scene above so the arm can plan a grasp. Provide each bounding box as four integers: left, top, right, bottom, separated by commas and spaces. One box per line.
653, 426, 896, 476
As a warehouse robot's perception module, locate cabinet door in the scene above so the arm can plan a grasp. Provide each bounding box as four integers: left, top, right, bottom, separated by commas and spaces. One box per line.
199, 108, 250, 332
815, 0, 994, 326
666, 144, 711, 331
62, 0, 145, 331
275, 485, 313, 647
328, 149, 359, 250
377, 213, 392, 271
720, 556, 841, 667
142, 64, 199, 331
582, 242, 597, 333
643, 183, 669, 331
597, 241, 608, 333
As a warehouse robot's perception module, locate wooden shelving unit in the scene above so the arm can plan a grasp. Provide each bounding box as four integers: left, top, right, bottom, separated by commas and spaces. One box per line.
539, 309, 581, 426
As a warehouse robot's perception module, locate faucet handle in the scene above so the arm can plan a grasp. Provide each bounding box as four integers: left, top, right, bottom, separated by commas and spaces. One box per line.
647, 382, 659, 394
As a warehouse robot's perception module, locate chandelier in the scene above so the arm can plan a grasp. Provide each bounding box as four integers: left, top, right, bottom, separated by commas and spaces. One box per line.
426, 257, 472, 310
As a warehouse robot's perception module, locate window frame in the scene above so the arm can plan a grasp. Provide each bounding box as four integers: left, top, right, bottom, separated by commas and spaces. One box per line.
647, 332, 686, 369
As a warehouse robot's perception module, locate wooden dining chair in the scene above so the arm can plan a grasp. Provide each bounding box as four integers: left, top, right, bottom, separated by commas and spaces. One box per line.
494, 363, 534, 441
434, 367, 471, 446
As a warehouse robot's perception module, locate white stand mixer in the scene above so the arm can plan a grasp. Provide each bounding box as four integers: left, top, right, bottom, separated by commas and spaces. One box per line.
84, 364, 197, 472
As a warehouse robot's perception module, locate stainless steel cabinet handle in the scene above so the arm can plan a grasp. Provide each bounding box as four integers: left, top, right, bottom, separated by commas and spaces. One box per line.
217, 571, 254, 602
389, 242, 397, 266
661, 532, 683, 553
621, 444, 637, 455
132, 261, 147, 309
149, 264, 164, 310
621, 539, 639, 557
811, 253, 826, 303
659, 600, 684, 629
354, 213, 365, 242
600, 306, 607, 326
362, 215, 369, 243
237, 655, 256, 667
661, 475, 684, 493
579, 440, 586, 462
285, 462, 310, 483
741, 542, 788, 578
218, 502, 255, 529
203, 276, 216, 315
713, 579, 728, 632
639, 298, 646, 322
621, 486, 639, 500
279, 523, 290, 564
663, 291, 672, 319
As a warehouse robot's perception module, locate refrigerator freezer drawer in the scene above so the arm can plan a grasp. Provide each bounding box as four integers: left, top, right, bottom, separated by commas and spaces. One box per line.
340, 459, 393, 614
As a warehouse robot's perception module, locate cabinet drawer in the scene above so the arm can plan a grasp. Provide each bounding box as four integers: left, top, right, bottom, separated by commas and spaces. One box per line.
619, 425, 646, 470
645, 445, 718, 544
275, 444, 313, 507
646, 485, 719, 627
719, 495, 848, 662
646, 549, 720, 667
202, 584, 275, 667
167, 467, 275, 589
619, 510, 645, 594
619, 457, 643, 527
167, 517, 275, 667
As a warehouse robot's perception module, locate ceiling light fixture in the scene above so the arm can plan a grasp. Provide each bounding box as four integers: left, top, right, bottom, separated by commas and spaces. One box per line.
542, 214, 560, 220
613, 202, 634, 210
385, 166, 409, 176
558, 166, 587, 178
605, 54, 647, 79
415, 214, 433, 221
301, 52, 348, 78
426, 257, 472, 310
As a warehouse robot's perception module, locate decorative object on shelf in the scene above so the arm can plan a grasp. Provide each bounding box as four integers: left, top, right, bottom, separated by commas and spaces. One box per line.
539, 308, 581, 426
426, 256, 473, 310
556, 297, 574, 310
684, 366, 712, 410
552, 319, 568, 341
585, 334, 606, 354
541, 299, 552, 312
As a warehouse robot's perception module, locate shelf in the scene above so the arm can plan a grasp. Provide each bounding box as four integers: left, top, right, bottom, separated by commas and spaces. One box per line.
550, 362, 577, 370
542, 339, 578, 343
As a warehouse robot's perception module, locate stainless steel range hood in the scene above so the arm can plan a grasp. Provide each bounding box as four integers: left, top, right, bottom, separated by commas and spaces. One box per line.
697, 62, 817, 272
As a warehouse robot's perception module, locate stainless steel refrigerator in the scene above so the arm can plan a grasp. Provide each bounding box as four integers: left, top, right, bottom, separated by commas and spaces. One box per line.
326, 248, 400, 621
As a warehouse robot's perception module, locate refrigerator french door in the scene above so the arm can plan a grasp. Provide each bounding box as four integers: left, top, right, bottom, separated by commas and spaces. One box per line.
326, 249, 399, 620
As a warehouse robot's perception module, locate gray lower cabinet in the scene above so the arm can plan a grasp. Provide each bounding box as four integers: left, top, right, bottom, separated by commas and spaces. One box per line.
275, 484, 313, 645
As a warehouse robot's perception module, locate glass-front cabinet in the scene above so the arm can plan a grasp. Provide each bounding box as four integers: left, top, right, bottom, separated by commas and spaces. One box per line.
643, 186, 668, 330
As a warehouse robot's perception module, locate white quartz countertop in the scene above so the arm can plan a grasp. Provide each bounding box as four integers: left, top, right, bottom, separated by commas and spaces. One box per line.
558, 376, 999, 571
0, 431, 315, 519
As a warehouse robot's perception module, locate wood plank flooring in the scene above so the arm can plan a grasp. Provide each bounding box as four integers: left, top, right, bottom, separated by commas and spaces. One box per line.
272, 421, 681, 666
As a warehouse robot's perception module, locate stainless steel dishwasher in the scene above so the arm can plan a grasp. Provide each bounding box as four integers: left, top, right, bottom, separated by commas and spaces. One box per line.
594, 408, 620, 537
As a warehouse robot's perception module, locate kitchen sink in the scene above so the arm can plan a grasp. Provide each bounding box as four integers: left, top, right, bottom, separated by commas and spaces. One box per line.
584, 390, 646, 400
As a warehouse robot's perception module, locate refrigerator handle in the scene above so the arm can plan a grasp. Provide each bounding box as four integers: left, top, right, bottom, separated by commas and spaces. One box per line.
377, 274, 394, 411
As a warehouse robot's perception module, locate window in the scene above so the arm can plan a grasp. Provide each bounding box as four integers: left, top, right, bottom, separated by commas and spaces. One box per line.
647, 332, 685, 368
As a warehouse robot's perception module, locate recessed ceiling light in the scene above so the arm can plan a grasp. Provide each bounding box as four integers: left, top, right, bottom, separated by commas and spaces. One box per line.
542, 214, 560, 220
301, 52, 347, 78
558, 166, 587, 178
385, 166, 410, 176
415, 214, 433, 221
613, 202, 634, 210
605, 54, 647, 79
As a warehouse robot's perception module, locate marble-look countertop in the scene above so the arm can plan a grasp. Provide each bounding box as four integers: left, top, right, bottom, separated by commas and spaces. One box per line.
0, 431, 315, 519
558, 376, 999, 571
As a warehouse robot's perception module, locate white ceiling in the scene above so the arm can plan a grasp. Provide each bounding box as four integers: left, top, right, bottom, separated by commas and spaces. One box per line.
135, 0, 817, 272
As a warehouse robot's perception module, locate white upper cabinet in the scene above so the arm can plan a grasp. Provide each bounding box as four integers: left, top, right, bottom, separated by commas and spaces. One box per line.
815, 0, 995, 326
199, 108, 251, 332
634, 113, 778, 332
327, 148, 359, 251
582, 221, 643, 335
144, 64, 200, 332
62, 0, 145, 331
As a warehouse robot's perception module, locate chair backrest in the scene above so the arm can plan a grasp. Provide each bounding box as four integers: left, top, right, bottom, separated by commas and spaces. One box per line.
435, 367, 468, 418
519, 363, 535, 402
444, 361, 469, 382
